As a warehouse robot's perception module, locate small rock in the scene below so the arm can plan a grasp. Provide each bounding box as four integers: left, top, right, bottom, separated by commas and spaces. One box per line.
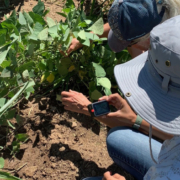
59, 146, 65, 152
41, 110, 46, 114
50, 156, 56, 162
71, 122, 77, 128
51, 163, 56, 169
70, 162, 76, 170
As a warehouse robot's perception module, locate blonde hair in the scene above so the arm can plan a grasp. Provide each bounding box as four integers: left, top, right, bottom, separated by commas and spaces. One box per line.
157, 0, 180, 22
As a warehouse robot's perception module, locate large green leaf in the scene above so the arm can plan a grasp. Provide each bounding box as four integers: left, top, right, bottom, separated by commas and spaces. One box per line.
46, 17, 56, 27
1, 60, 11, 68
29, 12, 46, 25
33, 0, 45, 16
0, 29, 7, 47
78, 30, 86, 40
104, 88, 112, 96
87, 18, 104, 35
27, 44, 35, 55
97, 77, 111, 89
58, 65, 68, 76
18, 61, 35, 73
0, 171, 22, 180
0, 157, 4, 169
22, 70, 29, 79
91, 89, 102, 100
60, 57, 72, 67
48, 25, 58, 38
1, 68, 12, 77
38, 28, 48, 40
15, 133, 29, 142
28, 22, 43, 40
0, 82, 29, 117
0, 98, 6, 108
63, 28, 70, 42
92, 62, 106, 77
0, 45, 12, 65
65, 0, 75, 8
19, 12, 26, 25
81, 38, 90, 46
23, 12, 34, 26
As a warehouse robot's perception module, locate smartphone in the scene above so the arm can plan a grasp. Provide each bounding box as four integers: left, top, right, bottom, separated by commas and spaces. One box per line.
91, 100, 111, 117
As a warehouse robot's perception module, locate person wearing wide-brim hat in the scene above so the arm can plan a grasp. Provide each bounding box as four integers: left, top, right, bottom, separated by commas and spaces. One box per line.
80, 15, 180, 180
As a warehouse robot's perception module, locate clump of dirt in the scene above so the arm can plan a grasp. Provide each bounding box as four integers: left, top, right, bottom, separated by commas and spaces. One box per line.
1, 94, 134, 180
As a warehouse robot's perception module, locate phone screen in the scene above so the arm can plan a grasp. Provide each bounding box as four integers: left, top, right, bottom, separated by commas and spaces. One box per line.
92, 100, 110, 116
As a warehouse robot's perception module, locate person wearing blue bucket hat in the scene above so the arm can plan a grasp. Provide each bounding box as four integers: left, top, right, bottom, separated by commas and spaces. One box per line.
61, 15, 180, 180
79, 15, 180, 180
64, 0, 180, 57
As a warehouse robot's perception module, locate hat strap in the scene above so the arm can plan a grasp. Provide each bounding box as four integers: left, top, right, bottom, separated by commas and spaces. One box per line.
162, 74, 170, 93
149, 125, 157, 164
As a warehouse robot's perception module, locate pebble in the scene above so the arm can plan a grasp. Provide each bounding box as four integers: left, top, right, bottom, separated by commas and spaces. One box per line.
59, 146, 65, 152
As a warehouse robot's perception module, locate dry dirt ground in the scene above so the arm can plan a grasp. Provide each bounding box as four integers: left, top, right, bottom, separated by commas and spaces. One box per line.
0, 0, 135, 179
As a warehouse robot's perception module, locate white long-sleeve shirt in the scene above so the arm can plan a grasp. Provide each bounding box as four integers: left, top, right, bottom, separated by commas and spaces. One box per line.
144, 136, 180, 180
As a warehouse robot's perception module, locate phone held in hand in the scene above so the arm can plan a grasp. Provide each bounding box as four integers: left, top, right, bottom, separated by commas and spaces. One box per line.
88, 100, 111, 117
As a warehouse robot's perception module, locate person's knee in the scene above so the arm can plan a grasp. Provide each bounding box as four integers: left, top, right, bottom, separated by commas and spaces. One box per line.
106, 126, 129, 152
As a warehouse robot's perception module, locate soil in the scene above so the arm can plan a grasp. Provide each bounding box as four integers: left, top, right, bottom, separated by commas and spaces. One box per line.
0, 0, 135, 179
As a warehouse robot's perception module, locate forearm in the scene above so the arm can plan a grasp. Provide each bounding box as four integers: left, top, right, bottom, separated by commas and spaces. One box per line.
83, 108, 172, 141
139, 120, 173, 141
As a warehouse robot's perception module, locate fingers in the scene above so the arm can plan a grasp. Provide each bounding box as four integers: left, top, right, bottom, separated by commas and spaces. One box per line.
61, 91, 72, 97
99, 96, 108, 101
113, 174, 125, 180
107, 93, 125, 109
103, 171, 112, 180
61, 90, 77, 97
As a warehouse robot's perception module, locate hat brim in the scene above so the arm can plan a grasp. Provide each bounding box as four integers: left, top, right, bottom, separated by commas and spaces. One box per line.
114, 51, 180, 135
108, 30, 131, 52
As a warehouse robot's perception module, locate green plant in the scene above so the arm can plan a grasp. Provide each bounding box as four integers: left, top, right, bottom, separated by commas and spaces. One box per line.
0, 0, 130, 143
0, 0, 10, 10
0, 157, 22, 179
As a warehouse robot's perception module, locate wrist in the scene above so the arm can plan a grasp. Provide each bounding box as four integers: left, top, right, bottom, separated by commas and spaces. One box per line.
129, 113, 137, 126
83, 107, 91, 116
132, 114, 143, 130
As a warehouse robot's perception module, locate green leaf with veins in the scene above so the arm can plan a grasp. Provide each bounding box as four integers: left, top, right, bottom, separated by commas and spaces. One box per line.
92, 62, 106, 77
38, 28, 48, 40
19, 12, 26, 25
97, 77, 111, 89
33, 0, 45, 16
46, 17, 56, 27
23, 12, 34, 26
91, 89, 102, 100
15, 133, 29, 142
87, 18, 104, 35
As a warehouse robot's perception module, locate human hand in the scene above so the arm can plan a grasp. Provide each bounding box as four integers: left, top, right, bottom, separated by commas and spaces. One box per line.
60, 38, 83, 56
102, 171, 126, 180
99, 93, 137, 127
61, 90, 91, 116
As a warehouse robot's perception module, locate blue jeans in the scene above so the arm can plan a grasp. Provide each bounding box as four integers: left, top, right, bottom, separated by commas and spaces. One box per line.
82, 127, 162, 180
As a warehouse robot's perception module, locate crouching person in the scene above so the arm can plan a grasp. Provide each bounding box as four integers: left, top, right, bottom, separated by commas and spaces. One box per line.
62, 15, 180, 180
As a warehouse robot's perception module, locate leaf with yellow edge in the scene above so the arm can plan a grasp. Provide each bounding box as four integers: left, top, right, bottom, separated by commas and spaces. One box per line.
40, 74, 45, 83
68, 65, 75, 72
46, 73, 55, 83
78, 70, 86, 80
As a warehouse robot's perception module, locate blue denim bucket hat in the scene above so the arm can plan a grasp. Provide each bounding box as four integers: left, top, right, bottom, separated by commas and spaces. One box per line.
108, 0, 165, 52
114, 15, 180, 135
